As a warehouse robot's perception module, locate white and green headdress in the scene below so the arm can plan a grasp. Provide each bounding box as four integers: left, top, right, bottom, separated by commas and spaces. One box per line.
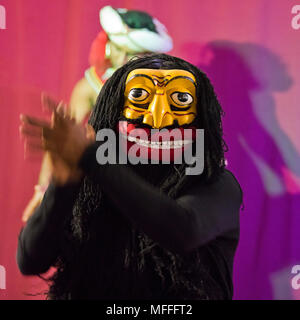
99, 6, 173, 53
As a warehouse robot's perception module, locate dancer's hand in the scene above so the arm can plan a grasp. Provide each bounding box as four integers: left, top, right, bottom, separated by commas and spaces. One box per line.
20, 94, 95, 185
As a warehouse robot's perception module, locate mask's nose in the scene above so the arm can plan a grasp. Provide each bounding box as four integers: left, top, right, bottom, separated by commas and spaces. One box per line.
143, 90, 175, 129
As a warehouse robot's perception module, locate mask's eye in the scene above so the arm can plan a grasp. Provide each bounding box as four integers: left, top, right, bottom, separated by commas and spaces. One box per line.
128, 88, 149, 102
171, 92, 194, 106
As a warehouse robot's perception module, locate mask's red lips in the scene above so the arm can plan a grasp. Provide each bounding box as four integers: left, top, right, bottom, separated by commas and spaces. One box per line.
117, 120, 196, 162
118, 121, 196, 142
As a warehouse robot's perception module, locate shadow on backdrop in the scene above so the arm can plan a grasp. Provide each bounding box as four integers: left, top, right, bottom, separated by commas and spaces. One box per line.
181, 41, 300, 299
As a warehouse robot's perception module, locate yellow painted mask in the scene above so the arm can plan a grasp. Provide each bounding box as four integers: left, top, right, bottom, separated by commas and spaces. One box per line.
123, 69, 197, 129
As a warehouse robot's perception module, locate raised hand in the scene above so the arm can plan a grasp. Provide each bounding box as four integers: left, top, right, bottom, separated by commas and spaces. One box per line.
20, 94, 95, 186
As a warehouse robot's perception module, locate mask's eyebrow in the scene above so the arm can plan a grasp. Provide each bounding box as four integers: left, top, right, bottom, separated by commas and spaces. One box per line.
165, 76, 196, 87
126, 74, 155, 86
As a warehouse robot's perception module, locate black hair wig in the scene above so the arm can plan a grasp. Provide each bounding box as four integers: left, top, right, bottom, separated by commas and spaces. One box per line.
46, 54, 227, 300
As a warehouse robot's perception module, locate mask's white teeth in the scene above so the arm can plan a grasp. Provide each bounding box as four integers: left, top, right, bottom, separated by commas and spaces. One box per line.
124, 134, 193, 149
127, 135, 137, 142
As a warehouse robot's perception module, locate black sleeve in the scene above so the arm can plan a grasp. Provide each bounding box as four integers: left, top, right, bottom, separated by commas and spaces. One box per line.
17, 182, 81, 275
79, 143, 242, 255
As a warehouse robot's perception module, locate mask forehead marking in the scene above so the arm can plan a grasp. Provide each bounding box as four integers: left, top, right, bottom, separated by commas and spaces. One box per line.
126, 69, 196, 85
151, 74, 171, 87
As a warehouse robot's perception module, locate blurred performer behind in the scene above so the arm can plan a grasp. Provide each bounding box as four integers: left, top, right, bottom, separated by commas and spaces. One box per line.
22, 6, 173, 222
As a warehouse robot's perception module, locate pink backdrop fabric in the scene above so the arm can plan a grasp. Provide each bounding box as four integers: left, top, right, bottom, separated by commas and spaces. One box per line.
0, 0, 300, 300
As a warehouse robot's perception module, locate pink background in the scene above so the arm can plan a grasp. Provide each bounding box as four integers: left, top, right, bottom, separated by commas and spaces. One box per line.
0, 0, 300, 299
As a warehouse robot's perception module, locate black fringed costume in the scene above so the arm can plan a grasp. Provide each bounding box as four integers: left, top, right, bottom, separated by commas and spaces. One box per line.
17, 54, 242, 300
